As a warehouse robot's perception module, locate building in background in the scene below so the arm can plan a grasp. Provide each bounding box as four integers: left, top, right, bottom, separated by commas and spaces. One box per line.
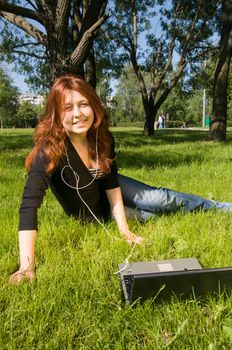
18, 93, 45, 105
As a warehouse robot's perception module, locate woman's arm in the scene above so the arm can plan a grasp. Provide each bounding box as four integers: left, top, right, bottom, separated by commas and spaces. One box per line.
106, 187, 144, 244
10, 230, 36, 284
11, 155, 49, 284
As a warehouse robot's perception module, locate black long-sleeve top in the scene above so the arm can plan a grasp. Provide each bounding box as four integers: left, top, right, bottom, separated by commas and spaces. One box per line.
19, 138, 119, 231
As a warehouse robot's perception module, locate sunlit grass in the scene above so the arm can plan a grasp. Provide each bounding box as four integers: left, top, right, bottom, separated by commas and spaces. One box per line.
1, 127, 232, 349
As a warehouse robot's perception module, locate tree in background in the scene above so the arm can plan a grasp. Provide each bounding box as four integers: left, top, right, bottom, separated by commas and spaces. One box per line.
15, 101, 43, 128
160, 80, 188, 127
0, 1, 108, 90
112, 65, 144, 125
107, 1, 219, 135
179, 58, 215, 127
0, 66, 18, 128
112, 55, 219, 129
0, 66, 45, 129
209, 0, 232, 142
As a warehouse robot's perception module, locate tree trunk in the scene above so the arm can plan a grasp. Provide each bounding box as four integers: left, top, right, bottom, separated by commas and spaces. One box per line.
130, 55, 155, 135
48, 35, 85, 82
143, 98, 155, 136
209, 0, 232, 142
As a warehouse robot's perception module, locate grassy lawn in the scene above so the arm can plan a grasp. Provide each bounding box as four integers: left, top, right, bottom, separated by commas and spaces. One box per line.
1, 127, 232, 349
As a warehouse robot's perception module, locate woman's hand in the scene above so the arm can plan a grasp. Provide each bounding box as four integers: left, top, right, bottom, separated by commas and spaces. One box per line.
120, 229, 144, 245
10, 230, 37, 285
9, 269, 35, 285
106, 188, 145, 245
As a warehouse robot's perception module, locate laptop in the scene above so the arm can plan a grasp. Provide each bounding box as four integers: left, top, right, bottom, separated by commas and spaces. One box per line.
118, 258, 232, 303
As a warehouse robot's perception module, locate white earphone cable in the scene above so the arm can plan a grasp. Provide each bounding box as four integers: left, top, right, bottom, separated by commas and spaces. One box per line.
61, 128, 138, 271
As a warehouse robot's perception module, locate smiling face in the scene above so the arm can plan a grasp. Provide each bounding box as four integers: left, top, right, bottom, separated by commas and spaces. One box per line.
62, 90, 95, 139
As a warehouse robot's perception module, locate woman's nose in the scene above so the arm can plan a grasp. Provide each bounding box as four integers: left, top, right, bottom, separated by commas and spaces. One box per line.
73, 105, 81, 117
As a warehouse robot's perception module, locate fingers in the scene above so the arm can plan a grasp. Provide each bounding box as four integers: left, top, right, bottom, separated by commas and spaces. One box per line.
126, 234, 144, 245
9, 270, 35, 285
134, 235, 144, 244
121, 230, 144, 244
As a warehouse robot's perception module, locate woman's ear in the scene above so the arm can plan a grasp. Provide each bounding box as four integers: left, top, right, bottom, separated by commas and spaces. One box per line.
94, 114, 101, 128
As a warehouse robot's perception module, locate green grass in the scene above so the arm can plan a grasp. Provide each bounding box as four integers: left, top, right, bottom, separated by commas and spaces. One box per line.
1, 127, 232, 349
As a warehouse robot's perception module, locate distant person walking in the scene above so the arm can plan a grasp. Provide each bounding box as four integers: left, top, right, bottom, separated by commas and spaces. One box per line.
158, 113, 165, 128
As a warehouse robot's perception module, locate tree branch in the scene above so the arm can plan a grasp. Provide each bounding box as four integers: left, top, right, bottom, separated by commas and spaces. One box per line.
34, 0, 48, 13
55, 0, 70, 51
70, 13, 108, 68
79, 0, 108, 38
0, 11, 48, 46
152, 36, 176, 95
56, 0, 70, 30
130, 0, 137, 52
6, 49, 46, 59
154, 61, 186, 112
26, 1, 38, 12
0, 1, 42, 23
188, 47, 217, 63
72, 0, 82, 30
180, 0, 203, 61
7, 41, 43, 50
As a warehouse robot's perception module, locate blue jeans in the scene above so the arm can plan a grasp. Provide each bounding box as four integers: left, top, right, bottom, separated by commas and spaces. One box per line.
117, 174, 232, 221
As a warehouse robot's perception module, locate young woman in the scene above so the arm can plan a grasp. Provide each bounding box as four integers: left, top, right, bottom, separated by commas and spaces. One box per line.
10, 74, 232, 284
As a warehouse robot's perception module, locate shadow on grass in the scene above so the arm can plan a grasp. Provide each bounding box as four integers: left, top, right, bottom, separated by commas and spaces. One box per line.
117, 149, 206, 169
0, 133, 33, 151
0, 154, 28, 169
113, 129, 232, 147
113, 129, 232, 169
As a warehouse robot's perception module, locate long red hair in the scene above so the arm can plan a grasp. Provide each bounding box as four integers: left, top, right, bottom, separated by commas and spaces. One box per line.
26, 75, 113, 174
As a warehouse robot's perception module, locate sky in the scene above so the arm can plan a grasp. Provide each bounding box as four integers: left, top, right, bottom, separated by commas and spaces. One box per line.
4, 63, 29, 94
11, 73, 29, 94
